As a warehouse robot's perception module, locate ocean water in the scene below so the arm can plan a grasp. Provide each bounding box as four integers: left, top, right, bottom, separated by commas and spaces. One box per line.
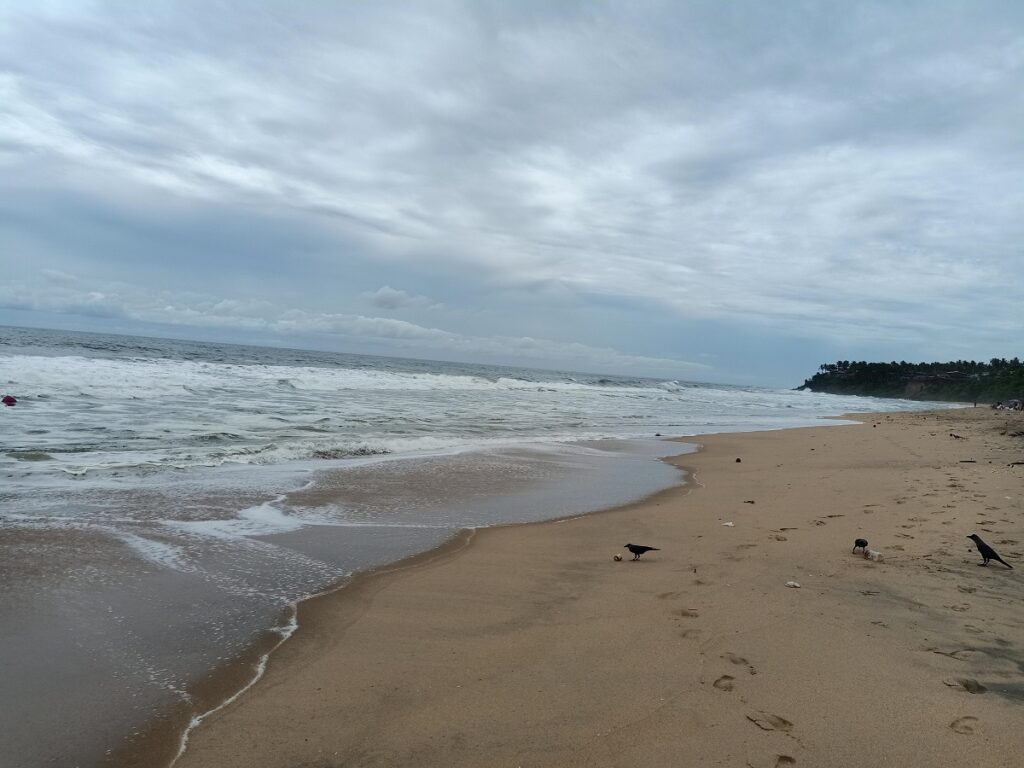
0, 326, 949, 766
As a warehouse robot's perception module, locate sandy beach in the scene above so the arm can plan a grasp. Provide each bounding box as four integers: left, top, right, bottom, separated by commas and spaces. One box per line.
116, 407, 1024, 768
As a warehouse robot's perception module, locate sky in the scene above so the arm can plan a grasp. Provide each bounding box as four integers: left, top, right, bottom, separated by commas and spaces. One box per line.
1, 1, 1022, 387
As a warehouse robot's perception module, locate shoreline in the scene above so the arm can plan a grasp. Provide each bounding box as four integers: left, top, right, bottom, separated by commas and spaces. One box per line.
103, 444, 699, 768
101, 527, 483, 768
116, 408, 1023, 767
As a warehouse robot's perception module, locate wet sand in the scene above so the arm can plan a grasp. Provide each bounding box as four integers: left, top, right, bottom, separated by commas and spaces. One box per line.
4, 439, 688, 768
142, 408, 1024, 767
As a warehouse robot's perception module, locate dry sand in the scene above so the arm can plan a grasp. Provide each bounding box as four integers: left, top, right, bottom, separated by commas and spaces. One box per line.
141, 408, 1024, 768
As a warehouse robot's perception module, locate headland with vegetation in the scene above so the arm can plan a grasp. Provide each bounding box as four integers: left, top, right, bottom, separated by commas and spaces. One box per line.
798, 358, 1024, 403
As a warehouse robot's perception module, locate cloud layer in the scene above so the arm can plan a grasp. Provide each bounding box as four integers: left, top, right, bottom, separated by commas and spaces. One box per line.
1, 1, 1021, 383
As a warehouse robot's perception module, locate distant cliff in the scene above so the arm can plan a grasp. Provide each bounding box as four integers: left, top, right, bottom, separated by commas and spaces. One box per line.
797, 359, 1024, 403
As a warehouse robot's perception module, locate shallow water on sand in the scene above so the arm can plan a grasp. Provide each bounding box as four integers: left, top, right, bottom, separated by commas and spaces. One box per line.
1, 437, 691, 767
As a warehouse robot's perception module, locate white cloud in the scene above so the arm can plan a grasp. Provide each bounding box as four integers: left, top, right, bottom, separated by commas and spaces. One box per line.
42, 268, 79, 285
364, 286, 443, 311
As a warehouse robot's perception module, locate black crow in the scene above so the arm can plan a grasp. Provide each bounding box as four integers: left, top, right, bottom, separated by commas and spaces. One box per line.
967, 534, 1013, 569
853, 538, 869, 554
624, 543, 659, 560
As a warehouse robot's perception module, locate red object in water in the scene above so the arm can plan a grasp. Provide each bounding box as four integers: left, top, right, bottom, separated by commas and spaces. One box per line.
2, 395, 16, 406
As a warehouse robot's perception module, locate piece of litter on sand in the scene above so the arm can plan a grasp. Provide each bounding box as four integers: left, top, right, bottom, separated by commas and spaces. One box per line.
722, 521, 735, 527
864, 549, 884, 562
785, 581, 801, 588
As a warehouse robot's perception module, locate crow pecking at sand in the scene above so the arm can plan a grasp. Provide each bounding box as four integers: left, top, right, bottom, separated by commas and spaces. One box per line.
624, 543, 659, 560
968, 534, 1013, 569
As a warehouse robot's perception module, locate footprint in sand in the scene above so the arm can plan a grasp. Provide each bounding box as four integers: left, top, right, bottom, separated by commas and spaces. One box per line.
944, 678, 987, 694
770, 534, 788, 542
712, 674, 735, 691
723, 652, 758, 675
676, 608, 700, 618
957, 585, 977, 594
745, 754, 796, 768
949, 716, 979, 734
657, 591, 682, 599
679, 628, 702, 639
746, 712, 793, 732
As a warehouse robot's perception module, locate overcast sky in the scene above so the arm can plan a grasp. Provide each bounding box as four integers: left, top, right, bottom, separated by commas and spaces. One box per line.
1, 1, 1021, 386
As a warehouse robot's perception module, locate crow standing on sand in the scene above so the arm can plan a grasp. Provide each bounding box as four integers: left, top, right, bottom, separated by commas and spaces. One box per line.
852, 538, 869, 554
624, 543, 659, 560
968, 534, 1013, 569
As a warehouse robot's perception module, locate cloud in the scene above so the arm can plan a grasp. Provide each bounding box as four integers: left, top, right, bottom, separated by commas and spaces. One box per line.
0, 1, 1022, 384
364, 286, 443, 311
42, 268, 79, 286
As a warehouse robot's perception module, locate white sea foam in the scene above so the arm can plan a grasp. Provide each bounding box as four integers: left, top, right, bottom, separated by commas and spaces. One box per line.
4, 352, 654, 401
165, 500, 305, 539
112, 530, 193, 572
170, 609, 301, 768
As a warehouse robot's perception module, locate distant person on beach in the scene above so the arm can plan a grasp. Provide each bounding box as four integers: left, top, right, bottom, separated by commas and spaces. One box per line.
2, 395, 16, 406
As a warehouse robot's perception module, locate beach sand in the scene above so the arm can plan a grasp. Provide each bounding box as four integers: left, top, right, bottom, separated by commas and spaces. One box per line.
123, 408, 1024, 768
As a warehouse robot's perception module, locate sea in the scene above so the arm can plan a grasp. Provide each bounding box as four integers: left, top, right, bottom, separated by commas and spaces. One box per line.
0, 326, 950, 767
